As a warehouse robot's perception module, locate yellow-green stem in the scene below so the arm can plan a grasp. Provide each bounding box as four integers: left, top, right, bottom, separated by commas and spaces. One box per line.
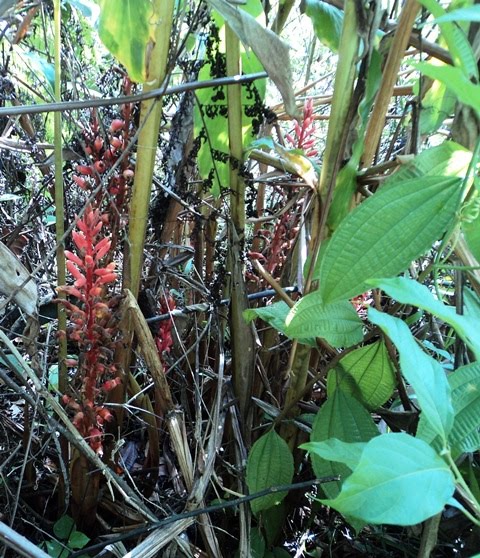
225, 24, 255, 430
53, 0, 67, 393
127, 0, 174, 299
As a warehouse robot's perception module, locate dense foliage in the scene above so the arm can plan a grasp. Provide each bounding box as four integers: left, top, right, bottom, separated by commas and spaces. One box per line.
0, 0, 480, 557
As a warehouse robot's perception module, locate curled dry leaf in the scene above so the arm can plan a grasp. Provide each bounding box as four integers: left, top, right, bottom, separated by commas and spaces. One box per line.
0, 241, 37, 316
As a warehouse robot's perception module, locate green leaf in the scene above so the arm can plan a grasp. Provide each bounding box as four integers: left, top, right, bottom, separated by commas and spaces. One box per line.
250, 527, 266, 558
96, 0, 154, 83
193, 1, 267, 195
204, 0, 297, 116
419, 72, 457, 135
418, 0, 478, 80
246, 429, 294, 515
418, 361, 480, 455
318, 175, 462, 302
327, 341, 396, 410
23, 52, 55, 92
418, 361, 480, 454
321, 433, 455, 525
385, 142, 471, 185
53, 515, 75, 540
368, 308, 454, 444
301, 439, 366, 470
243, 300, 316, 347
303, 0, 343, 52
463, 210, 480, 262
68, 531, 90, 550
44, 540, 69, 558
284, 295, 363, 348
413, 62, 480, 116
310, 390, 379, 499
244, 300, 289, 332
432, 5, 480, 23
448, 362, 480, 454
368, 276, 480, 360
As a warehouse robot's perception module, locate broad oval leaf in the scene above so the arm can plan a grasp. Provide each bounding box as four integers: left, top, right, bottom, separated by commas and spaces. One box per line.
318, 175, 462, 303
301, 438, 366, 471
321, 433, 455, 525
246, 429, 294, 516
303, 0, 343, 52
368, 277, 480, 360
96, 0, 155, 83
327, 341, 396, 409
310, 390, 379, 499
413, 63, 480, 116
368, 308, 454, 444
285, 294, 363, 348
244, 301, 316, 347
418, 362, 480, 456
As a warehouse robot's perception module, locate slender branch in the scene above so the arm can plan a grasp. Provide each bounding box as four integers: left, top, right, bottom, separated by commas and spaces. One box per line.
0, 72, 267, 117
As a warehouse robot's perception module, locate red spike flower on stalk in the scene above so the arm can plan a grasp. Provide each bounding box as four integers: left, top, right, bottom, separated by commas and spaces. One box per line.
285, 98, 318, 157
58, 205, 121, 454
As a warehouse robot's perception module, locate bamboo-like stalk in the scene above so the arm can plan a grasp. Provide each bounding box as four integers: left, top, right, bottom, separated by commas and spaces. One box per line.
225, 23, 254, 558
127, 0, 175, 299
226, 24, 255, 425
362, 0, 420, 167
53, 0, 67, 393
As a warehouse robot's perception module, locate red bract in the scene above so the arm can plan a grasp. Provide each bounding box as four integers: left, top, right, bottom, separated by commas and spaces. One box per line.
285, 98, 318, 157
58, 205, 121, 454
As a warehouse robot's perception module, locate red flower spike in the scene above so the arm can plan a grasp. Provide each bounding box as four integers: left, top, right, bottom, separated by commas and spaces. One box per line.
65, 250, 84, 267
110, 137, 122, 149
76, 164, 93, 176
58, 201, 121, 455
95, 273, 117, 285
94, 136, 103, 152
94, 238, 111, 260
72, 231, 88, 252
110, 119, 125, 132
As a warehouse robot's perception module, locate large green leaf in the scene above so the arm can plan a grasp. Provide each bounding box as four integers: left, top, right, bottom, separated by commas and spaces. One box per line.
318, 175, 462, 302
284, 294, 363, 348
193, 1, 266, 196
419, 72, 457, 136
385, 141, 471, 185
418, 0, 478, 80
418, 362, 480, 455
368, 277, 480, 360
246, 429, 294, 515
303, 0, 343, 52
204, 0, 296, 116
414, 62, 480, 116
310, 390, 379, 499
96, 0, 154, 83
327, 341, 396, 410
243, 300, 316, 347
302, 438, 366, 471
321, 433, 455, 525
463, 210, 480, 262
369, 308, 454, 444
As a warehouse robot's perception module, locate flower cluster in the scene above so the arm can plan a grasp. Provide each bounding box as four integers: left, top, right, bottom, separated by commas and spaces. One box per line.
58, 205, 122, 453
285, 98, 318, 157
72, 114, 134, 208
154, 293, 176, 373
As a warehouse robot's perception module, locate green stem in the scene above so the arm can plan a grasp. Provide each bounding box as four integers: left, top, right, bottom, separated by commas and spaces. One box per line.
225, 24, 255, 425
127, 0, 175, 299
446, 451, 480, 522
53, 0, 67, 393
